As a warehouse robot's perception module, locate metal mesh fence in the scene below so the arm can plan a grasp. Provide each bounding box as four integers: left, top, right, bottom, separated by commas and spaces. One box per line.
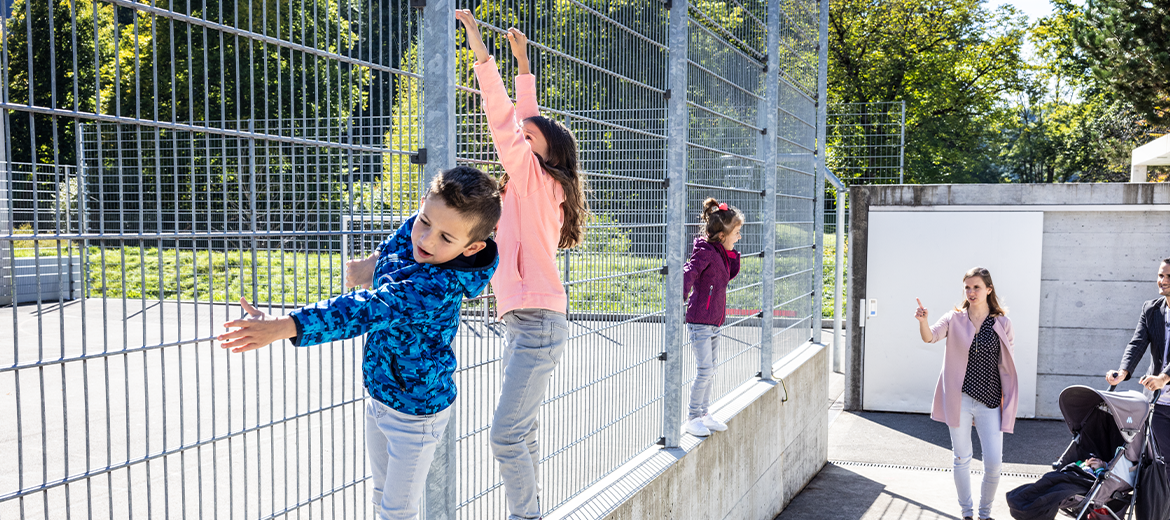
826, 101, 904, 186
820, 101, 903, 328
0, 1, 824, 518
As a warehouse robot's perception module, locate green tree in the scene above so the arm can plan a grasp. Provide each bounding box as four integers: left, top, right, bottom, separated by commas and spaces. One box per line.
4, 0, 388, 237
1074, 0, 1170, 125
989, 0, 1167, 183
828, 0, 1029, 184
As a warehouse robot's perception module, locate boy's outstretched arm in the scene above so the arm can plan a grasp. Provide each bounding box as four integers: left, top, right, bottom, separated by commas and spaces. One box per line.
219, 298, 297, 353
457, 10, 491, 64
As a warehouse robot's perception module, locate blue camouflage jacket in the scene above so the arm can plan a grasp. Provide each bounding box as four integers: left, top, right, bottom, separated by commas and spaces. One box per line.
289, 214, 498, 415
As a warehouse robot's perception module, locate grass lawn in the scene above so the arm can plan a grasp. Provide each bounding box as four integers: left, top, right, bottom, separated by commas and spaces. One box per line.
86, 246, 670, 313
75, 237, 844, 317
822, 233, 848, 318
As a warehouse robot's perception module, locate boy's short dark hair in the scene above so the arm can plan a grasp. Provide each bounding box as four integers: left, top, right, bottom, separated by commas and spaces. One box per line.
426, 166, 502, 243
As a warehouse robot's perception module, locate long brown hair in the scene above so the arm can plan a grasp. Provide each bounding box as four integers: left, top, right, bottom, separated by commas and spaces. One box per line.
501, 115, 588, 249
955, 266, 1008, 317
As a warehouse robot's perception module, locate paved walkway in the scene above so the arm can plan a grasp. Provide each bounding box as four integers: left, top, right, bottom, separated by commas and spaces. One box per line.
778, 373, 1071, 520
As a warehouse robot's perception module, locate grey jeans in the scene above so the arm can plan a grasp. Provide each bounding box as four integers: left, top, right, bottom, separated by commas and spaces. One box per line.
491, 308, 569, 520
687, 323, 720, 420
366, 398, 451, 520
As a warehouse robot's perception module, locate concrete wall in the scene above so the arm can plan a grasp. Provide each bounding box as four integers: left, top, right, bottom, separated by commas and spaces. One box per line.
549, 343, 828, 520
846, 183, 1170, 418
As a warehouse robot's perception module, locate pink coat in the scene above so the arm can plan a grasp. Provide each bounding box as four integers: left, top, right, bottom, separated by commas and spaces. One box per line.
928, 310, 1020, 433
472, 57, 567, 316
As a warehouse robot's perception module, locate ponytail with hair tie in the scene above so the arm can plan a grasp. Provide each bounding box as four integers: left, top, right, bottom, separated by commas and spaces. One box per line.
700, 198, 745, 242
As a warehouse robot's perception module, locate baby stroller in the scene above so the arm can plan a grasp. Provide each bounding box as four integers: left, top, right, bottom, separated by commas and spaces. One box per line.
1008, 385, 1169, 520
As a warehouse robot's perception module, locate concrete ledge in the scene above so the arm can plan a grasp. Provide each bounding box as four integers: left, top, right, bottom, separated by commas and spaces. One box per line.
548, 343, 828, 520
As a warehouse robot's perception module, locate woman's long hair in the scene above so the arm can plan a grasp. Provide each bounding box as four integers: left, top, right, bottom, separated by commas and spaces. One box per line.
956, 266, 1008, 317
508, 115, 587, 249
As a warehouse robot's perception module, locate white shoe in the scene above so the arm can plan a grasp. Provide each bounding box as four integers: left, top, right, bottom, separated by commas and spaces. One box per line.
701, 414, 728, 432
684, 417, 711, 437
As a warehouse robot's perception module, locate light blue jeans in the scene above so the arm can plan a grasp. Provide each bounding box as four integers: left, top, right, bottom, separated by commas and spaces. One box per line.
366, 398, 451, 520
948, 393, 1003, 519
687, 323, 720, 420
491, 308, 569, 520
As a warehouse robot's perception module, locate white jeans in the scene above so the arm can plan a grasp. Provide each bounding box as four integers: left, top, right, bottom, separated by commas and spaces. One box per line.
366, 398, 451, 520
948, 393, 1003, 519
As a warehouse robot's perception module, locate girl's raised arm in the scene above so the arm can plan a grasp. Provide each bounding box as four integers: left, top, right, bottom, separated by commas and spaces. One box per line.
462, 17, 540, 195
456, 10, 491, 64
507, 28, 539, 121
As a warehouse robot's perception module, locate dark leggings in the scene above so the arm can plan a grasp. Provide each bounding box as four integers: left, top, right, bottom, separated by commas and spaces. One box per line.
1150, 404, 1170, 476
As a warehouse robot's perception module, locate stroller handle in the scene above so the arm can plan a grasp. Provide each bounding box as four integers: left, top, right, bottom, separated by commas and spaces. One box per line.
1106, 384, 1163, 403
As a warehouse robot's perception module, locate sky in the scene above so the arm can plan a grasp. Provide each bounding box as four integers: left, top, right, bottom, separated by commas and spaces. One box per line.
986, 0, 1056, 19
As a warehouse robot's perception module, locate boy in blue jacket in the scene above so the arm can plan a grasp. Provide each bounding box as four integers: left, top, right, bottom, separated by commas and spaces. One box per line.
218, 166, 501, 520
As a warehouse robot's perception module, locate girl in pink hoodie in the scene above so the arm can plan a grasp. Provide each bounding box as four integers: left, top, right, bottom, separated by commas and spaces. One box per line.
458, 11, 589, 520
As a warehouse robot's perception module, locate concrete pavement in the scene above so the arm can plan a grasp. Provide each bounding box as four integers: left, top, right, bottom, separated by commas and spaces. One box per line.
778, 371, 1072, 520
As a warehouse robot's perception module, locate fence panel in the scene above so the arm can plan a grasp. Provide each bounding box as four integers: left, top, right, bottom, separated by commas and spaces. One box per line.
1, 1, 824, 518
0, 1, 422, 517
680, 1, 767, 422
826, 101, 905, 185
449, 2, 670, 516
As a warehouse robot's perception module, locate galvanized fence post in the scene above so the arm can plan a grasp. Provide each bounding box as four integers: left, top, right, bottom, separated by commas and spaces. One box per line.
421, 0, 458, 518
662, 0, 689, 449
814, 0, 830, 345
834, 188, 846, 371
0, 108, 10, 307
899, 100, 906, 184
759, 0, 782, 379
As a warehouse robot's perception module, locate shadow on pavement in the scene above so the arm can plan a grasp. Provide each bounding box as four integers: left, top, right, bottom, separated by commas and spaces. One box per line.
777, 463, 962, 520
835, 411, 1071, 468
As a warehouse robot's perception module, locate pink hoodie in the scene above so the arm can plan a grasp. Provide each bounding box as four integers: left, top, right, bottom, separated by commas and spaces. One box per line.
473, 57, 567, 316
928, 310, 1020, 433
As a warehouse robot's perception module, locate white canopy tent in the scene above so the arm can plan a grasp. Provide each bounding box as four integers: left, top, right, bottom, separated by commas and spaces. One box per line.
1131, 133, 1170, 182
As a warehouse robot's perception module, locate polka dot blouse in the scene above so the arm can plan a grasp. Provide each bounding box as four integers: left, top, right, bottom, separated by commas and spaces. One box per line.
961, 316, 1002, 409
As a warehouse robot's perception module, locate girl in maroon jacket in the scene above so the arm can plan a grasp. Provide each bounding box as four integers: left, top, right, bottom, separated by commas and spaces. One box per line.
682, 198, 744, 437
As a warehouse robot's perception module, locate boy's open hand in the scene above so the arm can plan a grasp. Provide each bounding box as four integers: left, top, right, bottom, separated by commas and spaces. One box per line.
219, 297, 296, 353
345, 251, 378, 290
456, 10, 491, 64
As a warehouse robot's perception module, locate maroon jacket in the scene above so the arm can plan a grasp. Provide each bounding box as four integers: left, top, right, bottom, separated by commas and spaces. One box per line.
683, 237, 741, 326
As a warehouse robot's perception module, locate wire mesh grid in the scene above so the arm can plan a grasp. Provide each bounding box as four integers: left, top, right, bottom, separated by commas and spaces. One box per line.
1, 0, 422, 518
772, 0, 819, 355
678, 3, 767, 425
451, 1, 670, 516
826, 101, 905, 185
0, 0, 825, 518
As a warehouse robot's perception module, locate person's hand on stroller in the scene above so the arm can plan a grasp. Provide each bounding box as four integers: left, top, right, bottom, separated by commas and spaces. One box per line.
1139, 372, 1170, 392
1106, 369, 1128, 386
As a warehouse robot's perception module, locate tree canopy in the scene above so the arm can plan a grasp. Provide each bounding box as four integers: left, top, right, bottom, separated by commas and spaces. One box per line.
828, 0, 1029, 184
1075, 0, 1170, 126
828, 0, 1168, 184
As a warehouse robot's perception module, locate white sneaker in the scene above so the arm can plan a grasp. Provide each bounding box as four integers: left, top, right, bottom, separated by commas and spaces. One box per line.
701, 414, 728, 432
684, 417, 711, 437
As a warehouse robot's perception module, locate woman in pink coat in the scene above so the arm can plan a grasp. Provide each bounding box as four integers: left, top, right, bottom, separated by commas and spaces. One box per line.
914, 267, 1019, 520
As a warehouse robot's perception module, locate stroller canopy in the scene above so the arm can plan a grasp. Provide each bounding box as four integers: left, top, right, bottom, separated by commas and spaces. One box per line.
1059, 385, 1149, 444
